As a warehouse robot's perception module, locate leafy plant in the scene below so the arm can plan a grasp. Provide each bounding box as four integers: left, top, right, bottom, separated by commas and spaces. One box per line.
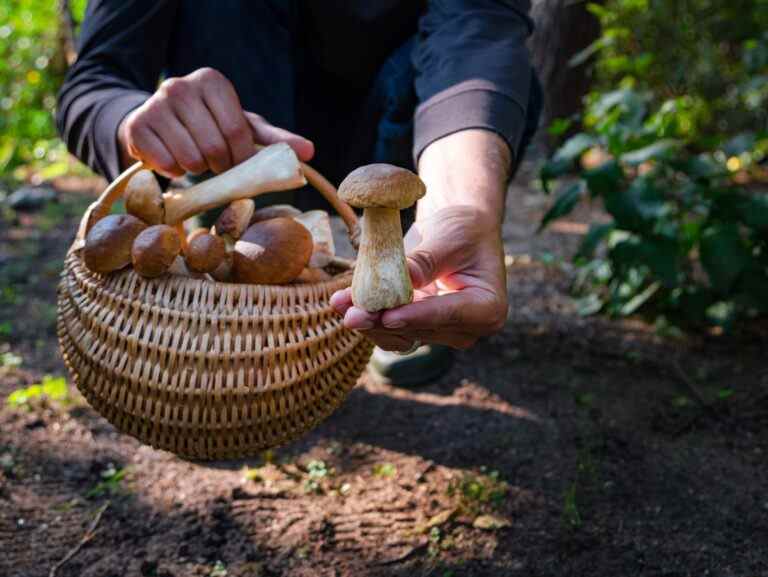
303, 459, 329, 494
7, 374, 68, 407
86, 464, 128, 498
372, 462, 397, 478
446, 467, 508, 515
540, 87, 768, 327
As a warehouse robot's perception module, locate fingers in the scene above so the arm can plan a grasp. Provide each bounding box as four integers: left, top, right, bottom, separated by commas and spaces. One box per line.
245, 112, 315, 162
125, 122, 182, 178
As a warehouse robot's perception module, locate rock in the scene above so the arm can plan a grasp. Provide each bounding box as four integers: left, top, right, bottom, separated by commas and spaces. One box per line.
6, 184, 57, 211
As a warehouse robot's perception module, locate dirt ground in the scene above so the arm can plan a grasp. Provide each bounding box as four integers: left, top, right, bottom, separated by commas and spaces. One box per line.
1, 161, 767, 577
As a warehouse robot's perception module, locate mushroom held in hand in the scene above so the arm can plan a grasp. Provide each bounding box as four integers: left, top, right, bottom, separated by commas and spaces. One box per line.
233, 218, 313, 284
338, 164, 425, 312
185, 232, 226, 274
213, 199, 255, 240
131, 224, 182, 278
84, 214, 147, 273
125, 169, 164, 224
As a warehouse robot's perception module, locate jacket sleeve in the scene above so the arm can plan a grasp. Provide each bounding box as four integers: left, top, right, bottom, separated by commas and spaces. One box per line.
56, 0, 178, 180
411, 0, 534, 163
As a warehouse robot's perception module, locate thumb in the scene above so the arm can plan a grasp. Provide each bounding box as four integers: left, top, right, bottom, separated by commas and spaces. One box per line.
406, 234, 460, 290
245, 111, 315, 162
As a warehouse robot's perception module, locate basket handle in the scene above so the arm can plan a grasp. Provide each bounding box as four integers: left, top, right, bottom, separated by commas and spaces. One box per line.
72, 146, 360, 251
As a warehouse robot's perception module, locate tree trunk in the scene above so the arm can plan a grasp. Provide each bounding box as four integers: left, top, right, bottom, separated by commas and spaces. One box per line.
528, 0, 602, 148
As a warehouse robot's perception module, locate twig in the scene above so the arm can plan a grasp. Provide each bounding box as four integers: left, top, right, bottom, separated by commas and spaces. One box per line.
49, 501, 109, 577
671, 361, 711, 407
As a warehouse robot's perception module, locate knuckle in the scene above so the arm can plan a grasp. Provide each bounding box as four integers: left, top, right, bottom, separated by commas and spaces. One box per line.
160, 77, 189, 99
194, 66, 223, 83
221, 120, 249, 142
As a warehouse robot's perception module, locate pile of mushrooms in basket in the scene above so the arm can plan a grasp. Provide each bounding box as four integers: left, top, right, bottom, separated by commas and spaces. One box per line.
81, 142, 425, 306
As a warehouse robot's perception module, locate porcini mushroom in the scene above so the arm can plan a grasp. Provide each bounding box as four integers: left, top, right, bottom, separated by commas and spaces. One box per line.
185, 232, 226, 274
84, 214, 147, 273
293, 210, 335, 268
233, 218, 313, 284
212, 199, 255, 240
121, 143, 305, 227
250, 204, 302, 224
131, 224, 182, 278
338, 164, 425, 312
294, 267, 333, 284
125, 169, 164, 224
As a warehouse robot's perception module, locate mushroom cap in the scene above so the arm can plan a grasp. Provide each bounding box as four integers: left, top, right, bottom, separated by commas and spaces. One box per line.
185, 232, 226, 274
233, 217, 312, 284
250, 204, 302, 224
338, 164, 425, 210
125, 169, 164, 225
213, 198, 255, 240
84, 214, 147, 273
131, 224, 182, 278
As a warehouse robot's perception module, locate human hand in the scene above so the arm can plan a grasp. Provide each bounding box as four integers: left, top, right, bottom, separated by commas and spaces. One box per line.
330, 205, 508, 351
117, 67, 314, 177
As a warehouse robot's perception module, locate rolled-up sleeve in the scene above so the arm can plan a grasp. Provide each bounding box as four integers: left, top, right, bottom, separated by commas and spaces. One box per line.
411, 0, 534, 163
56, 0, 177, 180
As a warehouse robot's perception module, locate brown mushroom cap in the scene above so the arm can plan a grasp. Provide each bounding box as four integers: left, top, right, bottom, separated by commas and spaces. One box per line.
233, 217, 312, 284
338, 164, 425, 209
185, 232, 226, 274
125, 169, 164, 224
213, 198, 255, 240
131, 224, 182, 278
84, 214, 147, 273
250, 204, 302, 224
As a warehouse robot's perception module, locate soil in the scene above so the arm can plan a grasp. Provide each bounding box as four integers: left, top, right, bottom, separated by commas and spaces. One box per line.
1, 163, 767, 577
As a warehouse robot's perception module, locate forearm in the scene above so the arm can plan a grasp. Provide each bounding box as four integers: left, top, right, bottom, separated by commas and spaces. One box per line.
416, 129, 512, 226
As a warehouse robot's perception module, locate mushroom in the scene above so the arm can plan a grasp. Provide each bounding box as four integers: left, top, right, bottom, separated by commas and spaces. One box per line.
185, 232, 226, 274
186, 227, 210, 245
131, 224, 182, 278
212, 199, 255, 240
250, 204, 302, 224
83, 214, 147, 273
125, 169, 164, 224
293, 210, 335, 268
337, 164, 425, 312
232, 218, 313, 284
122, 143, 306, 226
167, 255, 211, 280
294, 267, 333, 284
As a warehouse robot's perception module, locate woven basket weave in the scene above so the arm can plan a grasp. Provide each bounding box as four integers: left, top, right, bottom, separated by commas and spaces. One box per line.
57, 160, 373, 460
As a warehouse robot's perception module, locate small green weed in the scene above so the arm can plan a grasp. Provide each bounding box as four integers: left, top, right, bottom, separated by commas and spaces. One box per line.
6, 375, 68, 408
372, 462, 397, 478
447, 467, 508, 515
562, 483, 582, 528
87, 465, 128, 498
209, 560, 227, 577
303, 459, 329, 494
0, 351, 22, 368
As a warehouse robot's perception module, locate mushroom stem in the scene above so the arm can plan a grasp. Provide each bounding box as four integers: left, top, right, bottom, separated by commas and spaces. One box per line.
162, 143, 306, 224
352, 207, 412, 312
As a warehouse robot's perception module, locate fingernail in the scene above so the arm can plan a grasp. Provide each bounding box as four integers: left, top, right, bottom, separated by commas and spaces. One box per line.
383, 319, 406, 329
355, 319, 375, 330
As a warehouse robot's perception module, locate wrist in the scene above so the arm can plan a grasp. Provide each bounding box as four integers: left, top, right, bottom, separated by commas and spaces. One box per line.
417, 129, 511, 226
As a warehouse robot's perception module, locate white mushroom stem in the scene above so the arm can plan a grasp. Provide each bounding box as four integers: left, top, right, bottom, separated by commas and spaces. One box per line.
293, 210, 335, 268
352, 207, 412, 312
162, 143, 306, 224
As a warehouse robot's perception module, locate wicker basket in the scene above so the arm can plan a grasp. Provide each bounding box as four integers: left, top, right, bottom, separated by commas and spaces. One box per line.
57, 160, 373, 460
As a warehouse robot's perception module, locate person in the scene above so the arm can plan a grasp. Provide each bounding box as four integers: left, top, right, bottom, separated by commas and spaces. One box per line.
57, 1, 541, 384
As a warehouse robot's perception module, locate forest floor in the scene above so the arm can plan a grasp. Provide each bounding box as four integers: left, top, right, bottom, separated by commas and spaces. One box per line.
1, 160, 767, 577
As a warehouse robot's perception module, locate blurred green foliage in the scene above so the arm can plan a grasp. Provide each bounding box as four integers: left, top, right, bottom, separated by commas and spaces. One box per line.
0, 0, 87, 176
541, 0, 768, 328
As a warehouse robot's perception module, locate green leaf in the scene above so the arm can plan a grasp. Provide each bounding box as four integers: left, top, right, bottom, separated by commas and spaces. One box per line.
610, 236, 679, 287
553, 133, 598, 164
619, 281, 661, 315
548, 118, 572, 136
735, 266, 768, 312
539, 182, 585, 231
576, 223, 614, 260
699, 224, 751, 294
722, 132, 756, 157
540, 158, 572, 192
621, 139, 680, 165
583, 159, 623, 197
741, 194, 768, 231
603, 175, 666, 231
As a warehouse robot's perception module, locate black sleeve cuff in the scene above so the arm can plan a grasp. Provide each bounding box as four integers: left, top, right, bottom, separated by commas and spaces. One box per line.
413, 80, 527, 166
92, 91, 150, 181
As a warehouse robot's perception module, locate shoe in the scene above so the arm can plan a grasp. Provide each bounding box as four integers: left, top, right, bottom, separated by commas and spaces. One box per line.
367, 344, 454, 388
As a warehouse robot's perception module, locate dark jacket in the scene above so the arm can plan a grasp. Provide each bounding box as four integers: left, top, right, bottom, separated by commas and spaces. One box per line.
56, 0, 535, 184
